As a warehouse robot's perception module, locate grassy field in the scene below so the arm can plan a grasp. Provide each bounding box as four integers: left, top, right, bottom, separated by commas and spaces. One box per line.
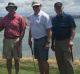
0, 57, 80, 74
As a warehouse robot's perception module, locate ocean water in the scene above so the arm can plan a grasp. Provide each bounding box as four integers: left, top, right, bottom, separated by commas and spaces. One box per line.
0, 18, 80, 59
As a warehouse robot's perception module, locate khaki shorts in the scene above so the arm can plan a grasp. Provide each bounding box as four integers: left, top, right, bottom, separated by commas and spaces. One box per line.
3, 38, 22, 59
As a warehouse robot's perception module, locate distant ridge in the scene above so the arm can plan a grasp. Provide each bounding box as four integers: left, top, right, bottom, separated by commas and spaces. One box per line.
0, 14, 80, 20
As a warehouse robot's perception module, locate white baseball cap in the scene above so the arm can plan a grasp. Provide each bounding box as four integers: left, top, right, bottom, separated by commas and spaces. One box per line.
32, 1, 41, 7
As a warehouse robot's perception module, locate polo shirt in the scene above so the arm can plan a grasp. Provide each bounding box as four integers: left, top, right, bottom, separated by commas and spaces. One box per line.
52, 13, 76, 40
29, 10, 52, 39
0, 12, 26, 38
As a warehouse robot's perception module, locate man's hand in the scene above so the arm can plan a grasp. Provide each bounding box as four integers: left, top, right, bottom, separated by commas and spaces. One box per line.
14, 38, 22, 50
69, 40, 73, 48
45, 43, 50, 49
68, 40, 74, 61
68, 40, 74, 52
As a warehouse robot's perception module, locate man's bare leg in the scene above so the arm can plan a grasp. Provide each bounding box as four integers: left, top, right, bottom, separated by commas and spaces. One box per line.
14, 59, 19, 74
6, 59, 12, 74
38, 59, 49, 74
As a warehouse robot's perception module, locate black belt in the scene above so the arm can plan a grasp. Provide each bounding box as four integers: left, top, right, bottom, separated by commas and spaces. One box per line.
34, 36, 47, 41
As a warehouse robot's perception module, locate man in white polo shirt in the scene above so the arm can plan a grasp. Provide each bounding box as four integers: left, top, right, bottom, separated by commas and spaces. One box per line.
28, 1, 52, 74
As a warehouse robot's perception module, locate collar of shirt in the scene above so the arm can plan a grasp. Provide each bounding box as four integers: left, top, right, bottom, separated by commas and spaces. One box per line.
56, 12, 65, 18
34, 10, 42, 16
7, 12, 16, 19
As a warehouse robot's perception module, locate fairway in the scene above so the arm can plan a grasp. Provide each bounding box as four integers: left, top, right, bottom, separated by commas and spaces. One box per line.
0, 63, 80, 74
0, 64, 59, 74
0, 58, 80, 74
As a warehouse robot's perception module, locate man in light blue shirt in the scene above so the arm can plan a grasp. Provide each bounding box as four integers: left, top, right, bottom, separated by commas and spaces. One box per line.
28, 1, 52, 74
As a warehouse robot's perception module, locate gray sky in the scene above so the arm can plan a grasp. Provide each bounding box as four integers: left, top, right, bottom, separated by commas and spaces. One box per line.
0, 0, 80, 16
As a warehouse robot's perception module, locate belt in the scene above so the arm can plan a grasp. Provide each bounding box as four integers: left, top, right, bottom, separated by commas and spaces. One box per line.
5, 36, 19, 39
55, 38, 69, 41
34, 36, 47, 41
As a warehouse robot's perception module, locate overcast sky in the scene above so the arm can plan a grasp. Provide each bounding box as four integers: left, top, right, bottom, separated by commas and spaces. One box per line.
0, 0, 80, 16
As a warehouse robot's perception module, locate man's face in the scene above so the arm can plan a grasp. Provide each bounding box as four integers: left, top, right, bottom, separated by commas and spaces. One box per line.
33, 5, 41, 14
7, 7, 16, 13
54, 6, 63, 15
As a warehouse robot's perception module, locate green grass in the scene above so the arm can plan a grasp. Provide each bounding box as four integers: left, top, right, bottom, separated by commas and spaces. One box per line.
0, 63, 80, 74
0, 58, 80, 74
0, 61, 59, 74
0, 66, 59, 74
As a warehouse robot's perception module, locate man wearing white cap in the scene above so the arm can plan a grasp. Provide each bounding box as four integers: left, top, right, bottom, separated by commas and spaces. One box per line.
28, 1, 52, 74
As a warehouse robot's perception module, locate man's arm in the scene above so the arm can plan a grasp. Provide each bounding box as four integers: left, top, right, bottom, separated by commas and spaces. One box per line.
70, 28, 76, 41
19, 29, 25, 42
19, 17, 26, 42
69, 28, 76, 62
47, 28, 52, 43
69, 28, 76, 48
0, 19, 4, 31
68, 15, 76, 48
44, 28, 52, 48
14, 17, 26, 48
45, 15, 52, 48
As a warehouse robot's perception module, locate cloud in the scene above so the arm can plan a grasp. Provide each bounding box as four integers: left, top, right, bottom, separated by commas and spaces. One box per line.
0, 0, 9, 3
73, 0, 80, 4
0, 0, 80, 16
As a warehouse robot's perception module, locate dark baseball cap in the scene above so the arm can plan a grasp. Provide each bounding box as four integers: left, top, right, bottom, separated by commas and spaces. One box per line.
54, 2, 63, 8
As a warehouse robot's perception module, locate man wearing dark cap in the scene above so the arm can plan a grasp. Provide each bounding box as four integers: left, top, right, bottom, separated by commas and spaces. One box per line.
51, 2, 76, 74
28, 1, 52, 74
0, 2, 26, 74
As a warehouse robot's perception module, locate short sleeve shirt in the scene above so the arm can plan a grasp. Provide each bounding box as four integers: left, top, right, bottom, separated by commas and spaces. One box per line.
52, 13, 76, 40
29, 10, 52, 39
0, 13, 26, 38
